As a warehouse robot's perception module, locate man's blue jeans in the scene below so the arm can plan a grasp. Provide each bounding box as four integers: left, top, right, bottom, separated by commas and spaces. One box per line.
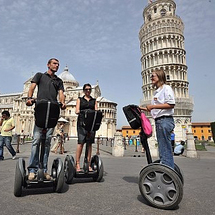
28, 125, 54, 173
0, 136, 16, 160
155, 116, 175, 169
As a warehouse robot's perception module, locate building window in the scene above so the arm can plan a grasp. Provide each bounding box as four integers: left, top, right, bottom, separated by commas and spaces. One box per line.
154, 7, 157, 13
194, 130, 196, 133
133, 131, 135, 134
166, 75, 170, 80
126, 131, 128, 134
209, 130, 211, 133
201, 130, 203, 133
160, 9, 166, 16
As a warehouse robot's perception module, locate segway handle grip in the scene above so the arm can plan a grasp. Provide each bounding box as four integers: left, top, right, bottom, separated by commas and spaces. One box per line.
26, 98, 36, 106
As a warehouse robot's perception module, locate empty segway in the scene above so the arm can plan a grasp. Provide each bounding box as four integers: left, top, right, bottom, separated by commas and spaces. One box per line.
123, 105, 183, 210
64, 109, 104, 184
14, 100, 64, 197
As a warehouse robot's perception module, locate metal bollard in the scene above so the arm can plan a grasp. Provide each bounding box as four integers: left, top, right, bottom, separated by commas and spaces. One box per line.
96, 137, 100, 155
135, 138, 138, 152
16, 135, 20, 153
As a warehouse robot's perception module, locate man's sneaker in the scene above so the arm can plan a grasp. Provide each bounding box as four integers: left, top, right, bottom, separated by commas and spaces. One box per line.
28, 172, 35, 180
12, 155, 16, 160
44, 173, 51, 180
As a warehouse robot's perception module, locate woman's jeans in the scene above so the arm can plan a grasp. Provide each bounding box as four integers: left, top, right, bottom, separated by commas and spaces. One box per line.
155, 116, 175, 169
28, 125, 54, 173
0, 135, 16, 160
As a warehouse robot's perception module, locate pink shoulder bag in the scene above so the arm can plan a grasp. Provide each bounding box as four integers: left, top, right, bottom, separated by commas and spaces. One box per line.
140, 112, 152, 138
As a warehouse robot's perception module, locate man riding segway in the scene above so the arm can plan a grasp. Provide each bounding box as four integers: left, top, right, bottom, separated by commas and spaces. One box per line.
26, 58, 66, 180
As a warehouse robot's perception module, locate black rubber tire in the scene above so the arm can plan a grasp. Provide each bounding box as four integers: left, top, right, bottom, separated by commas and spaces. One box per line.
53, 158, 64, 193
96, 160, 104, 182
64, 155, 75, 184
91, 155, 104, 182
14, 160, 23, 197
139, 164, 183, 210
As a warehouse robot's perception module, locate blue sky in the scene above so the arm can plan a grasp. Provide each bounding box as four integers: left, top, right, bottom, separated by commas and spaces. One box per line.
0, 0, 214, 128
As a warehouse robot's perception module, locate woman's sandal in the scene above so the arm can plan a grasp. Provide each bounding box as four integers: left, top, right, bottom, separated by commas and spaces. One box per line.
76, 162, 81, 172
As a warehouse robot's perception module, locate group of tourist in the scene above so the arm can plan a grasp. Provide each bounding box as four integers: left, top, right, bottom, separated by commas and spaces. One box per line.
0, 57, 184, 180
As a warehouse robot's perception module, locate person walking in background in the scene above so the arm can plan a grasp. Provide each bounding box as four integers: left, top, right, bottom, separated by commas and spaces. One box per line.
75, 83, 98, 172
140, 69, 175, 169
51, 122, 65, 154
171, 130, 175, 152
0, 111, 16, 160
26, 58, 66, 180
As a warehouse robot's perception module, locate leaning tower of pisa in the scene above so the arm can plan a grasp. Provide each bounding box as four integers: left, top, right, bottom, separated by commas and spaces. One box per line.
139, 0, 194, 141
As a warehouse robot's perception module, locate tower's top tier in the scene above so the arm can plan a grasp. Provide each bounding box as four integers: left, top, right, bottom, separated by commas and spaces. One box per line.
143, 0, 176, 24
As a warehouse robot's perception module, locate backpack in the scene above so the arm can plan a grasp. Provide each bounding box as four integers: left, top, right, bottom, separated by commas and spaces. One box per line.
82, 109, 103, 132
122, 105, 141, 129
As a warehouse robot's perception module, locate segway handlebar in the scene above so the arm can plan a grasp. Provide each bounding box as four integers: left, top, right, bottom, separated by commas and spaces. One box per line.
26, 98, 65, 110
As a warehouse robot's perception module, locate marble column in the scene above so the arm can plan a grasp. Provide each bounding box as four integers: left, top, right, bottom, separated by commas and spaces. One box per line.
112, 132, 124, 157
186, 132, 198, 158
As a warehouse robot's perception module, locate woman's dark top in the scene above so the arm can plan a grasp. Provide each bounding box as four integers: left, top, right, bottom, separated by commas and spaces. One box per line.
79, 96, 96, 111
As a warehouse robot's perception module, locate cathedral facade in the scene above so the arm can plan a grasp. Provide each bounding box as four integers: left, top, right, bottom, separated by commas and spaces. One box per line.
139, 0, 194, 141
0, 66, 117, 138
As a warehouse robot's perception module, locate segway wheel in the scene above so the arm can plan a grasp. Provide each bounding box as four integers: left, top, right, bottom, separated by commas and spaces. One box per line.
52, 158, 64, 193
96, 159, 104, 182
91, 155, 104, 182
139, 163, 183, 210
64, 155, 75, 184
153, 160, 184, 184
14, 158, 25, 197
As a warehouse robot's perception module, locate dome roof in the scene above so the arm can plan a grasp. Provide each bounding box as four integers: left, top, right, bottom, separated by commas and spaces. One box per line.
58, 66, 77, 82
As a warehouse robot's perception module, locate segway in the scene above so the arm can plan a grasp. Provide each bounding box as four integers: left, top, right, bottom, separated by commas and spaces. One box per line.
64, 109, 103, 184
14, 100, 64, 197
123, 105, 183, 210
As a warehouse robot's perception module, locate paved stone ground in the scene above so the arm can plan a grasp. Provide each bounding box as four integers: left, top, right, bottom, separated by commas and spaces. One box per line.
0, 138, 215, 215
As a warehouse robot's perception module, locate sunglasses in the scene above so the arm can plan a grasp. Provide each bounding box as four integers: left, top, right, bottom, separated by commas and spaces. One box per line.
151, 74, 157, 78
84, 88, 91, 91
